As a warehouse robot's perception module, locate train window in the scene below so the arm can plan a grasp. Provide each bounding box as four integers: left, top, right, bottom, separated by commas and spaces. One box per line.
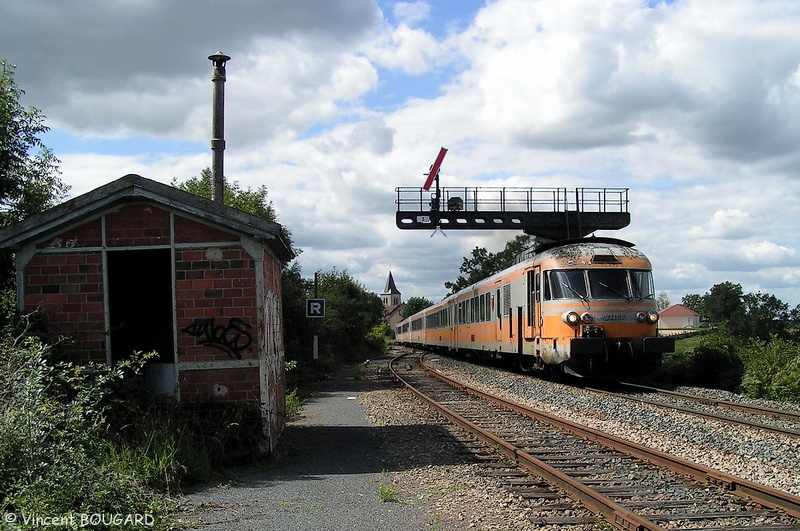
631, 271, 655, 300
503, 284, 512, 316
588, 270, 630, 300
548, 270, 587, 300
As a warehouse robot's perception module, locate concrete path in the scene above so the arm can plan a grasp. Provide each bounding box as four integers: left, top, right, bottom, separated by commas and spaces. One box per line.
181, 369, 427, 530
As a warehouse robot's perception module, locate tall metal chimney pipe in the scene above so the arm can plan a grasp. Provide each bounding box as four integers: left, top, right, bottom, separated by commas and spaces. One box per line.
208, 51, 231, 204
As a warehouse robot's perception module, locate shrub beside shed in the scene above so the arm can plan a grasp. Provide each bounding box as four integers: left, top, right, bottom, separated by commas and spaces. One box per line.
0, 174, 294, 452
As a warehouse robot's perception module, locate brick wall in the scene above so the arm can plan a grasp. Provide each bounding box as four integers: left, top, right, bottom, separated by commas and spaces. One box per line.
105, 204, 170, 246
24, 252, 106, 363
179, 366, 260, 403
36, 218, 102, 249
175, 247, 258, 362
175, 215, 239, 243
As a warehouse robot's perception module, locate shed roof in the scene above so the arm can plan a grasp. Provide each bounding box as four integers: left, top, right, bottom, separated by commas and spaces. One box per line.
659, 304, 700, 317
0, 174, 294, 262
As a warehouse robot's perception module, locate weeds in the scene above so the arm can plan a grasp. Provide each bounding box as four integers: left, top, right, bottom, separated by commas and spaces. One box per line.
0, 327, 265, 528
378, 481, 398, 502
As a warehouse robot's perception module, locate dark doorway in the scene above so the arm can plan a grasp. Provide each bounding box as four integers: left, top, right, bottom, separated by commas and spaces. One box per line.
108, 249, 174, 364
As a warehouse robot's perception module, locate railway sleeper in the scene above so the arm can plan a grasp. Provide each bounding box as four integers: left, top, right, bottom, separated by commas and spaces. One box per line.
536, 516, 599, 525
651, 510, 777, 521
513, 490, 563, 500
678, 526, 800, 531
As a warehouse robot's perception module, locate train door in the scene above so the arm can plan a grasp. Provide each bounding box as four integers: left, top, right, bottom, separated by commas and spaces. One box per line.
525, 267, 541, 339
448, 302, 456, 350
494, 286, 502, 342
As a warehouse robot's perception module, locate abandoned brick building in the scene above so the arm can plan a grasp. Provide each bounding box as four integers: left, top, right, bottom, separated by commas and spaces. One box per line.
0, 174, 294, 451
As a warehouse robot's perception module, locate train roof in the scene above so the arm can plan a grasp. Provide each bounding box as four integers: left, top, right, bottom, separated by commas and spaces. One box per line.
401, 237, 649, 324
514, 236, 635, 263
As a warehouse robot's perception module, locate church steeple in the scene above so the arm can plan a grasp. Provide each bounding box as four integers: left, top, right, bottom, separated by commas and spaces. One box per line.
381, 271, 401, 308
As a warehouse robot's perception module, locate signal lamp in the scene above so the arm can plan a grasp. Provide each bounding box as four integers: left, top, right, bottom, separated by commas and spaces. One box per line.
636, 311, 647, 322
647, 310, 659, 324
580, 312, 593, 324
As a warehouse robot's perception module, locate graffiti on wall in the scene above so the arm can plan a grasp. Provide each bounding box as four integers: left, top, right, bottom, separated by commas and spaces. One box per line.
182, 317, 253, 359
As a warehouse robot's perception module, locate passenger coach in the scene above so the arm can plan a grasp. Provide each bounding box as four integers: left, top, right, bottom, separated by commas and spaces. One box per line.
396, 237, 674, 379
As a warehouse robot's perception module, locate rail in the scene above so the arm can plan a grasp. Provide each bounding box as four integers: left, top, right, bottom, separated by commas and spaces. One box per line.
390, 350, 800, 527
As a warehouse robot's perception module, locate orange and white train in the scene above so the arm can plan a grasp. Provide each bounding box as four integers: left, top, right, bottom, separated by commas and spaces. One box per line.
395, 237, 674, 379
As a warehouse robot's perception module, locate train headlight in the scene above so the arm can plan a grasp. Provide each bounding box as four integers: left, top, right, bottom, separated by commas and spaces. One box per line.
562, 311, 580, 325
580, 312, 593, 324
646, 310, 659, 324
636, 311, 647, 322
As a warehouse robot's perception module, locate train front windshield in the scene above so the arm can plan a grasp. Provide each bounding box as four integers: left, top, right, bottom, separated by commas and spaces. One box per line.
547, 269, 655, 301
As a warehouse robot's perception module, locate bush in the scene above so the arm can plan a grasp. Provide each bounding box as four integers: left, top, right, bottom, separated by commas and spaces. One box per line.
740, 338, 800, 404
0, 335, 161, 522
653, 332, 743, 392
684, 333, 744, 391
0, 324, 266, 529
365, 321, 390, 354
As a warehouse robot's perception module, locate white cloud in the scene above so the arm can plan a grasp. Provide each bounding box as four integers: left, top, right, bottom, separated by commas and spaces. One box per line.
364, 24, 442, 74
740, 240, 798, 268
393, 2, 431, 25
4, 0, 800, 308
687, 209, 755, 240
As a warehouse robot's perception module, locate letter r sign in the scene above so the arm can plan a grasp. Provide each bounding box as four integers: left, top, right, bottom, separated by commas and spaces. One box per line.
306, 298, 326, 318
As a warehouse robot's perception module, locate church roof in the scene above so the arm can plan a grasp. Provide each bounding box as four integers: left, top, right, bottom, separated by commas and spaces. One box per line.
382, 271, 401, 295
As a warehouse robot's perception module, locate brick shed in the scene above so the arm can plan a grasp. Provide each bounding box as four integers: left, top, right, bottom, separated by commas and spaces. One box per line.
0, 174, 294, 451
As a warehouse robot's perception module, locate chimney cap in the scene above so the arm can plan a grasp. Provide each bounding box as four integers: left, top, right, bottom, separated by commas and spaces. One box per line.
208, 51, 231, 64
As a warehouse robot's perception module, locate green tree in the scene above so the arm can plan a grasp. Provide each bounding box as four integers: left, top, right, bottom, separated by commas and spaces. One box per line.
737, 291, 791, 340
1, 61, 69, 227
401, 296, 433, 319
681, 293, 705, 316
657, 291, 670, 310
445, 234, 541, 295
703, 281, 744, 326
1, 61, 70, 326
281, 262, 312, 375
689, 282, 793, 340
315, 268, 385, 363
172, 168, 294, 250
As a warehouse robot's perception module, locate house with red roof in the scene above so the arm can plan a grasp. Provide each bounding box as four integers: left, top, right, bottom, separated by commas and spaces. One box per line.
658, 303, 701, 331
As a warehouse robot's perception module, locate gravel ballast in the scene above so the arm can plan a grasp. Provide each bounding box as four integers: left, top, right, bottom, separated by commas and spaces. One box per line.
421, 353, 800, 497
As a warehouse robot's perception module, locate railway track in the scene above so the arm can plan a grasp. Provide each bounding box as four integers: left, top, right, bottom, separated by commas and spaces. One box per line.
582, 383, 800, 439
390, 350, 800, 530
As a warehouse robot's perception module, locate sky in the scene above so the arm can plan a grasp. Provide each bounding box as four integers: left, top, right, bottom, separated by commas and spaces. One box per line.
2, 0, 800, 309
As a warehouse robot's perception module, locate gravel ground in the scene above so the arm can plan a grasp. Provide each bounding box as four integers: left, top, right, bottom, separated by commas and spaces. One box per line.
360, 385, 601, 531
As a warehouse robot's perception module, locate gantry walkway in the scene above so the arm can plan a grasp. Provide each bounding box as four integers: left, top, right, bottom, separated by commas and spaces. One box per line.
395, 186, 630, 240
